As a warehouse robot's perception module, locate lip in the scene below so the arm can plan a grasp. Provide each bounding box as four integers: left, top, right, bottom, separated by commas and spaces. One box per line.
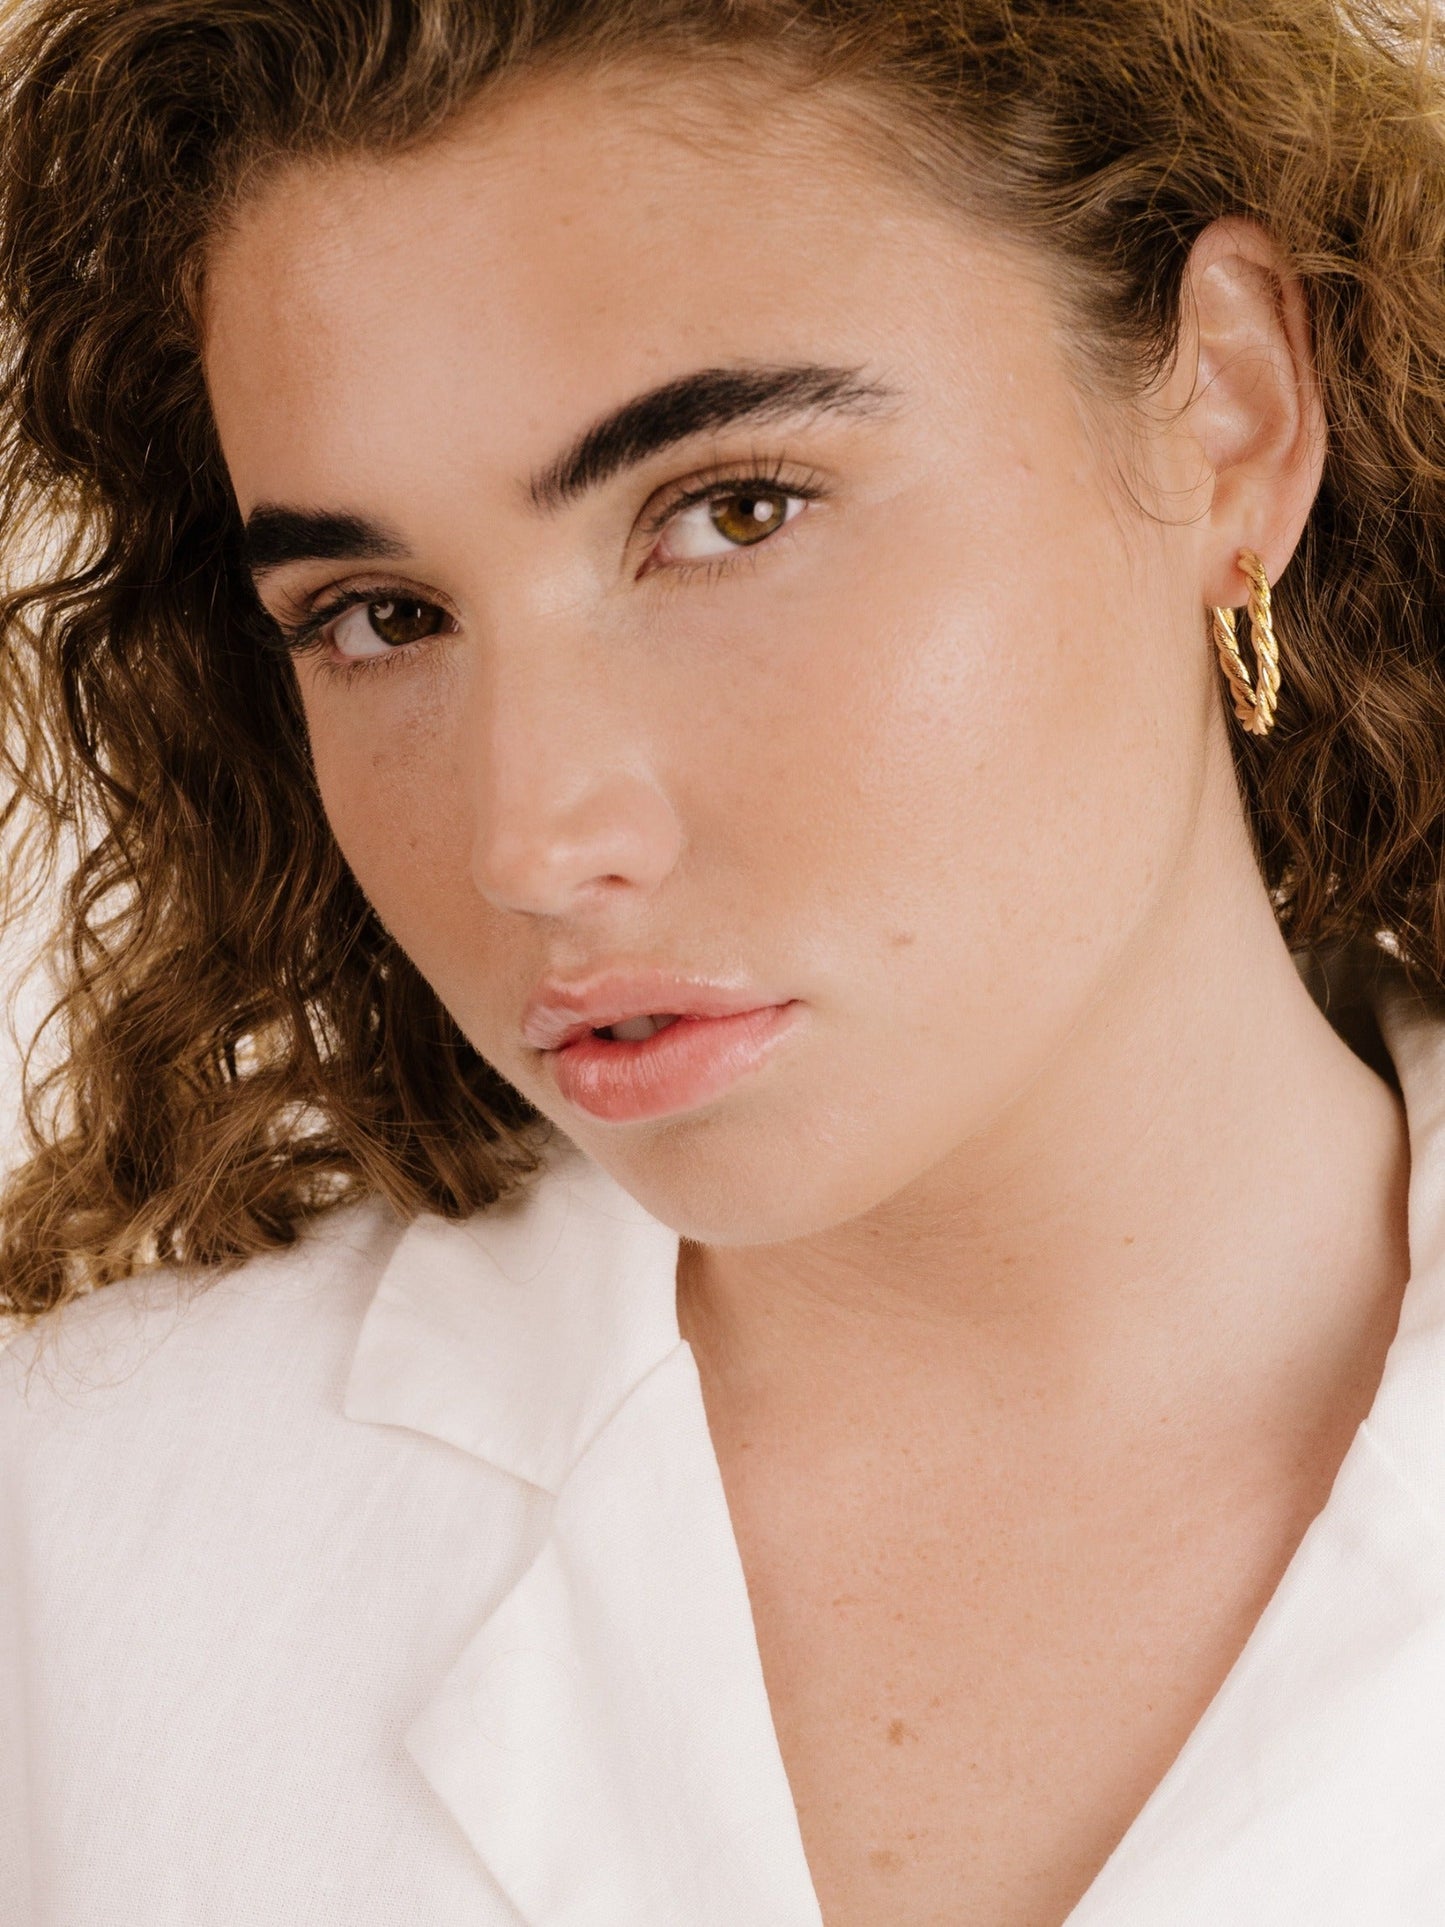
521, 971, 790, 1051
546, 1004, 800, 1122
521, 971, 800, 1123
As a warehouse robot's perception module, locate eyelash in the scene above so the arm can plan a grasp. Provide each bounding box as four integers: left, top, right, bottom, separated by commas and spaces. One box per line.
268, 457, 827, 668
638, 454, 822, 544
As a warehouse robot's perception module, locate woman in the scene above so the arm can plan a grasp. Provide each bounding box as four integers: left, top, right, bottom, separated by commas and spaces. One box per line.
1, 0, 1442, 1920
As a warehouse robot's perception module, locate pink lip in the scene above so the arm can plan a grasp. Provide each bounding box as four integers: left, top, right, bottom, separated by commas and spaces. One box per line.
521, 971, 791, 1051
520, 970, 800, 1122
545, 1003, 801, 1122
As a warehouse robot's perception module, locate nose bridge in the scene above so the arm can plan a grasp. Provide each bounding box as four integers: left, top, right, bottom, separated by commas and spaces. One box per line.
462, 603, 683, 917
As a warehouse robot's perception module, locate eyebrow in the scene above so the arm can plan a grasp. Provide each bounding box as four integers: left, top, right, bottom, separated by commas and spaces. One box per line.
243, 507, 406, 581
241, 360, 897, 578
528, 362, 897, 512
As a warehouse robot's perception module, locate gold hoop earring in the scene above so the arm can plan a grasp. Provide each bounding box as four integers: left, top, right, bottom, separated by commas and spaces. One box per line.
1211, 549, 1279, 737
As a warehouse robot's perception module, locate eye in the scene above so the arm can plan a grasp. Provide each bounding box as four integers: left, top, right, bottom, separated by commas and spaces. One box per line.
328, 595, 449, 661
656, 485, 808, 563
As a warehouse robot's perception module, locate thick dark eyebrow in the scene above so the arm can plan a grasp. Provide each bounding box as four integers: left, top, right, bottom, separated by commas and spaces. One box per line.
527, 362, 897, 513
243, 506, 407, 581
242, 364, 895, 578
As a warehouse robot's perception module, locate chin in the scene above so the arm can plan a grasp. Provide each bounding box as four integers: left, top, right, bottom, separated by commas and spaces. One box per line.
576, 1106, 917, 1248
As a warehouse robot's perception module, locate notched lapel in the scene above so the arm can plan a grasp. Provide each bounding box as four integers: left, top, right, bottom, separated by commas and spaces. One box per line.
342, 1140, 821, 1925
403, 1343, 824, 1927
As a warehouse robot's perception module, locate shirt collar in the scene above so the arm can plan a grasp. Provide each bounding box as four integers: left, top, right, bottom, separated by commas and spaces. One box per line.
341, 1134, 822, 1926
343, 1134, 683, 1494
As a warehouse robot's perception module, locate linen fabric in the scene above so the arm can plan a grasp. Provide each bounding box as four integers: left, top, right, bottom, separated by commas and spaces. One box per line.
3, 963, 1445, 1924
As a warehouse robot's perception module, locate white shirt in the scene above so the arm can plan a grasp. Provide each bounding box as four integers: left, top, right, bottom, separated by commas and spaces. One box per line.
4, 964, 1445, 1925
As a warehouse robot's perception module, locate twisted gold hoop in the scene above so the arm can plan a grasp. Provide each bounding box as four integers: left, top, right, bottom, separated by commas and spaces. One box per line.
1210, 549, 1279, 737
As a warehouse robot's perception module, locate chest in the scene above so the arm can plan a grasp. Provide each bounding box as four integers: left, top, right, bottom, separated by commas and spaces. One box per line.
714, 1440, 1334, 1927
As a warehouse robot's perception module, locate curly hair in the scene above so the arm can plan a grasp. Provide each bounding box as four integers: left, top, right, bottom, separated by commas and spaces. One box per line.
1, 0, 1443, 1318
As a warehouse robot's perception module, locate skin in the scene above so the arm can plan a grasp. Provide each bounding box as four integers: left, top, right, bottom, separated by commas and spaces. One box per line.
205, 62, 1411, 1927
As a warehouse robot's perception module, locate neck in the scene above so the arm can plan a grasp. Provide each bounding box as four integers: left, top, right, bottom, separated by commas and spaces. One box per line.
677, 815, 1411, 1441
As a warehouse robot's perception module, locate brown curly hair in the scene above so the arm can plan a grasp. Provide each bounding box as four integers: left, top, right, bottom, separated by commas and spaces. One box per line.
1, 0, 1443, 1319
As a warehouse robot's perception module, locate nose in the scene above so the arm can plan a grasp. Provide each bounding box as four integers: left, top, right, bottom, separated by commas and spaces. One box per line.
464, 631, 685, 919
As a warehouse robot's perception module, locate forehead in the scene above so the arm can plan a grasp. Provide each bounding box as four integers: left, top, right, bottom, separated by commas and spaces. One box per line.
201, 64, 1041, 505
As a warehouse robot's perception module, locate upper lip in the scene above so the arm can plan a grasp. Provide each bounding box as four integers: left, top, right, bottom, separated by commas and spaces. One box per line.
521, 970, 788, 1051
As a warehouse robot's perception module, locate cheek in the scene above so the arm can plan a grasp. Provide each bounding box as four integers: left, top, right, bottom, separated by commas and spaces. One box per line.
299, 670, 479, 957
720, 475, 1210, 1157
735, 482, 1195, 958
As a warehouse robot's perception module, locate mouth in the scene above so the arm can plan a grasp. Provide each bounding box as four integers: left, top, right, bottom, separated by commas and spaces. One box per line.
588, 1012, 683, 1043
519, 969, 803, 1123
541, 1002, 802, 1123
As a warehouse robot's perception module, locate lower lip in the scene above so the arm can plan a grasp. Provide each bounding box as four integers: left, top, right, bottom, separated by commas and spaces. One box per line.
546, 1003, 801, 1123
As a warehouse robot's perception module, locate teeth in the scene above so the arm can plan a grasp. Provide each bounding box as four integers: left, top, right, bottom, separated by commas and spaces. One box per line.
603, 1013, 682, 1042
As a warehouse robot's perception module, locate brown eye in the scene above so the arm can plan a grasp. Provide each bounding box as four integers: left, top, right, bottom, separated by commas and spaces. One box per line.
367, 597, 445, 647
656, 481, 809, 565
707, 489, 790, 546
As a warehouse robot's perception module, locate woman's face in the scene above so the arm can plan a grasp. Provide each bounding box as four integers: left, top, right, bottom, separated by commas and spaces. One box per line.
204, 64, 1240, 1243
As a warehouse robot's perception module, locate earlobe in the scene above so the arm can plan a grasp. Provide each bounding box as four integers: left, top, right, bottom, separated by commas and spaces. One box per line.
1181, 216, 1326, 607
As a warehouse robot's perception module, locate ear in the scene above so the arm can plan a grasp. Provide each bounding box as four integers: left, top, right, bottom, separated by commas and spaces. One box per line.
1171, 216, 1326, 609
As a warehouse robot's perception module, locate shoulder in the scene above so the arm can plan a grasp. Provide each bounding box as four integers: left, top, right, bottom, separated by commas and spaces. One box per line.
0, 1196, 406, 1449
0, 1195, 558, 1922
0, 1190, 547, 1664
